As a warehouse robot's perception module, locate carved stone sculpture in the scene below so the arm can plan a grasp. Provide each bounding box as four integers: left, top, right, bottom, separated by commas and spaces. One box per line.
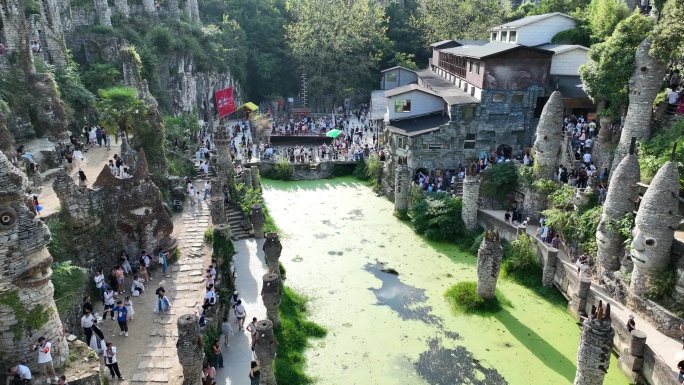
461, 174, 480, 231
261, 273, 282, 326
254, 320, 277, 385
629, 147, 679, 298
533, 91, 563, 180
476, 229, 502, 299
611, 38, 666, 174
243, 167, 253, 190
0, 150, 69, 371
596, 138, 640, 276
262, 233, 282, 277
250, 204, 265, 239
573, 301, 614, 385
394, 165, 410, 212
176, 314, 204, 385
251, 166, 260, 191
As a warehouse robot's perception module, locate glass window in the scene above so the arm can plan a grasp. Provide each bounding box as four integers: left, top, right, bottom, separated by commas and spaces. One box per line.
394, 99, 411, 113
509, 31, 517, 43
461, 107, 475, 119
476, 62, 480, 75
492, 93, 505, 102
500, 31, 508, 42
468, 61, 472, 72
386, 73, 397, 82
464, 142, 476, 149
512, 94, 524, 103
397, 136, 404, 149
491, 32, 498, 41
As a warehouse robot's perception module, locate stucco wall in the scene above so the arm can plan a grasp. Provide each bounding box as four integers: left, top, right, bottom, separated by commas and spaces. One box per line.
382, 68, 417, 90
550, 49, 588, 76
516, 15, 578, 46
387, 90, 445, 120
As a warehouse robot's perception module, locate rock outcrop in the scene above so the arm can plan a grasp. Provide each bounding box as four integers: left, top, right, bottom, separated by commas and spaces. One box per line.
476, 229, 502, 299
533, 91, 563, 180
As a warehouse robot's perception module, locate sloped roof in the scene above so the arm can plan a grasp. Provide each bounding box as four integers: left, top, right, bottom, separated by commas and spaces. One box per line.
441, 41, 552, 59
454, 40, 488, 46
546, 75, 590, 99
430, 40, 455, 47
386, 113, 450, 137
414, 69, 479, 105
491, 12, 577, 30
535, 43, 589, 54
385, 84, 440, 98
381, 66, 416, 73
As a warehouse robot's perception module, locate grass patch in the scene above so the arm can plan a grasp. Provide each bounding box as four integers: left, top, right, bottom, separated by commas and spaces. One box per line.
274, 287, 327, 384
52, 262, 88, 319
444, 281, 510, 315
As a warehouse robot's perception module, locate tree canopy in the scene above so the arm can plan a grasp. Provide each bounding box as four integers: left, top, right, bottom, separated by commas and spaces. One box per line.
411, 0, 507, 43
96, 86, 148, 137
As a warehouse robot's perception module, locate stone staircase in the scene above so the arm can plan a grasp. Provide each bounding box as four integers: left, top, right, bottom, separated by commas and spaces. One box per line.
226, 208, 253, 240
453, 180, 464, 197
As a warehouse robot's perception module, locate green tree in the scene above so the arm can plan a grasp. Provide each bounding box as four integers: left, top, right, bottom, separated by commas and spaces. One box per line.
412, 0, 507, 43
585, 0, 630, 42
81, 63, 122, 94
649, 0, 684, 61
285, 0, 386, 110
535, 0, 591, 14
579, 13, 654, 108
383, 0, 428, 68
96, 86, 148, 137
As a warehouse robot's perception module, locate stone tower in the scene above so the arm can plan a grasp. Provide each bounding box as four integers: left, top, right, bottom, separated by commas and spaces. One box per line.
167, 0, 180, 19
176, 314, 204, 385
573, 301, 615, 385
0, 0, 35, 75
112, 0, 129, 18
254, 320, 278, 385
611, 38, 666, 174
93, 0, 111, 26
261, 273, 282, 326
461, 173, 480, 232
142, 0, 155, 15
394, 164, 409, 212
629, 148, 679, 298
183, 0, 199, 23
250, 166, 260, 191
0, 150, 69, 371
38, 0, 68, 67
263, 232, 282, 277
476, 229, 502, 299
250, 204, 265, 239
596, 138, 640, 275
532, 90, 563, 180
243, 167, 253, 189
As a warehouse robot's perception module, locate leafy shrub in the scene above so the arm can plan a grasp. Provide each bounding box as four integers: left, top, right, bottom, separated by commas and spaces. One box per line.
548, 185, 574, 210
82, 63, 122, 94
51, 262, 87, 319
352, 160, 370, 181
91, 25, 114, 34
551, 26, 591, 46
264, 158, 294, 181
518, 165, 535, 188
639, 119, 684, 193
409, 193, 466, 242
204, 226, 214, 243
481, 162, 519, 202
532, 179, 559, 195
444, 281, 507, 314
647, 265, 677, 301
501, 234, 539, 280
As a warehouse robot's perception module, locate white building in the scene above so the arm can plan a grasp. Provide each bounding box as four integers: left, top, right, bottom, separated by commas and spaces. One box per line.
489, 12, 578, 46
535, 44, 589, 76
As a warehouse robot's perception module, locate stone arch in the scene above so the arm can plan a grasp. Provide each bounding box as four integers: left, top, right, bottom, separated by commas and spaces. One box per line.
496, 144, 512, 159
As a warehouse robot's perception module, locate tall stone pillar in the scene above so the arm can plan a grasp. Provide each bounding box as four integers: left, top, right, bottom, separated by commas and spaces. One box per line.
210, 196, 225, 226
619, 329, 646, 378
596, 138, 640, 276
532, 91, 563, 180
461, 174, 480, 232
476, 229, 502, 299
0, 150, 69, 371
176, 314, 204, 385
113, 0, 129, 18
261, 273, 282, 326
92, 0, 111, 26
254, 320, 277, 385
568, 278, 591, 321
167, 0, 180, 19
262, 232, 282, 277
38, 0, 68, 67
541, 247, 558, 288
629, 150, 679, 298
142, 0, 155, 15
0, 0, 36, 75
214, 129, 237, 199
243, 167, 253, 190
250, 204, 265, 239
612, 38, 666, 175
250, 166, 260, 190
394, 165, 409, 212
573, 301, 614, 385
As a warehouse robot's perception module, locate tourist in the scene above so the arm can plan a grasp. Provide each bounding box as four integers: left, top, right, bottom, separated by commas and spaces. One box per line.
72, 146, 84, 170
138, 257, 149, 283
32, 336, 58, 384
57, 375, 67, 385
235, 299, 246, 330
155, 281, 167, 297
104, 342, 124, 381
130, 276, 144, 296
115, 300, 129, 336
246, 317, 258, 350
103, 288, 116, 321
627, 314, 636, 333
504, 211, 511, 223
5, 364, 31, 384
221, 317, 234, 347
82, 295, 93, 314
204, 180, 211, 200
202, 284, 217, 315
120, 251, 132, 276
201, 364, 216, 385
551, 234, 560, 249
212, 340, 224, 369
230, 291, 240, 317
115, 265, 125, 294
141, 250, 153, 280
189, 184, 197, 205
81, 309, 96, 344
249, 361, 260, 385
124, 295, 134, 321
158, 248, 169, 277
154, 291, 171, 314
680, 323, 684, 349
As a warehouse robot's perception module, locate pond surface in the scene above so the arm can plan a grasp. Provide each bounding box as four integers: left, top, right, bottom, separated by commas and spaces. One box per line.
262, 177, 630, 385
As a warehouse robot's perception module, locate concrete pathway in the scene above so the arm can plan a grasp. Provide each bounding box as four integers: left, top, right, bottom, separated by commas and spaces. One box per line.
481, 209, 682, 377
216, 238, 268, 385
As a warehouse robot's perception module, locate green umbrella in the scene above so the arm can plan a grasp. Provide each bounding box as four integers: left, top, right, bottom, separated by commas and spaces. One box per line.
326, 129, 344, 138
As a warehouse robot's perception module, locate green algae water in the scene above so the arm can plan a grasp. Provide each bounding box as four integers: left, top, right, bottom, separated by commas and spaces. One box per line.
262, 177, 630, 385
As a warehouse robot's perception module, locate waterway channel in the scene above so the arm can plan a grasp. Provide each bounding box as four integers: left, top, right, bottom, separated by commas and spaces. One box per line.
262, 177, 630, 385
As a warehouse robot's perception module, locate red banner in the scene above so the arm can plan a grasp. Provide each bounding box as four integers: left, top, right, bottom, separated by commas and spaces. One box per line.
216, 87, 235, 118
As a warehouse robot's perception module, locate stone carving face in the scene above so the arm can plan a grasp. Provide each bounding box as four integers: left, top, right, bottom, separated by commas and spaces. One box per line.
595, 217, 615, 251
630, 227, 658, 269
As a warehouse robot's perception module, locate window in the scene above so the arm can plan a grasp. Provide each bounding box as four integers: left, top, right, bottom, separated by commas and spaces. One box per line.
464, 133, 476, 149
500, 31, 508, 42
491, 32, 498, 41
512, 94, 524, 103
386, 73, 397, 82
492, 93, 505, 102
468, 61, 473, 73
461, 107, 475, 119
394, 99, 411, 113
476, 62, 480, 75
421, 143, 451, 149
509, 31, 517, 43
397, 136, 404, 149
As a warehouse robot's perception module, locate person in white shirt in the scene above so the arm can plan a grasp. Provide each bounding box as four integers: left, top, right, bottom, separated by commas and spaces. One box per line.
104, 342, 124, 380
81, 309, 96, 344
669, 89, 679, 104
583, 152, 591, 164
6, 364, 31, 384
33, 337, 58, 384
103, 288, 116, 320
234, 299, 247, 330
202, 285, 217, 315
94, 270, 105, 303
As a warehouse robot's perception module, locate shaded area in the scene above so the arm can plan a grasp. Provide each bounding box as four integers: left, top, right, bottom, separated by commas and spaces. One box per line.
414, 338, 509, 385
494, 309, 576, 382
365, 262, 443, 326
